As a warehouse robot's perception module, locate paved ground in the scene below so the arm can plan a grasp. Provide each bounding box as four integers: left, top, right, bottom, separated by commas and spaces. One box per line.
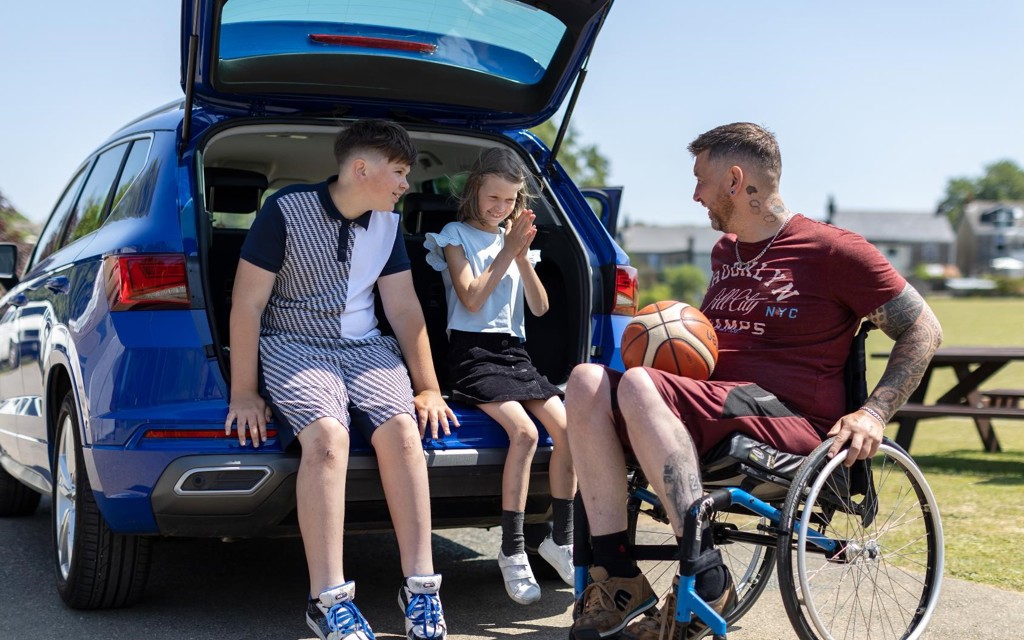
2, 496, 1023, 639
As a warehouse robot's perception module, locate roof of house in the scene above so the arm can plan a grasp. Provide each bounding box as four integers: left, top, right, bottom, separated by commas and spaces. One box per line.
830, 210, 955, 243
619, 224, 722, 255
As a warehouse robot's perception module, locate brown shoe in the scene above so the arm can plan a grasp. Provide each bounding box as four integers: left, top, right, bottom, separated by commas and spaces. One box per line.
569, 567, 658, 639
621, 572, 737, 640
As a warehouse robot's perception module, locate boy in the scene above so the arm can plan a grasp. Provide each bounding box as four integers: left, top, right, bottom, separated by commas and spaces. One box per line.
226, 119, 457, 640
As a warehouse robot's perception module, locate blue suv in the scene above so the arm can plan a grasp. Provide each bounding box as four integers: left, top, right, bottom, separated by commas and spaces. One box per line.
0, 0, 635, 609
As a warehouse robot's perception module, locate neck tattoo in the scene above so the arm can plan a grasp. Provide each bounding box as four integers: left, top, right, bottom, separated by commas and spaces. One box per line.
733, 214, 793, 269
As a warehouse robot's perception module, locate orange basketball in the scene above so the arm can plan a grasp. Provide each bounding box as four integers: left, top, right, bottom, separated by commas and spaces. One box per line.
620, 301, 719, 379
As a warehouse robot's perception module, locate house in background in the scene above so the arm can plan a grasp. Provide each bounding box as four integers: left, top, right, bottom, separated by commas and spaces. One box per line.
828, 209, 956, 278
621, 209, 956, 283
955, 200, 1024, 276
619, 224, 721, 282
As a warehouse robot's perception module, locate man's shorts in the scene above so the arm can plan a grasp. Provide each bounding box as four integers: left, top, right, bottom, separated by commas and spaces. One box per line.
260, 333, 415, 448
606, 366, 823, 459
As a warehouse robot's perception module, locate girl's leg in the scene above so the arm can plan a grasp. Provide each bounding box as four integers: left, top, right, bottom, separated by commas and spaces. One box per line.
525, 396, 576, 585
478, 400, 539, 514
523, 396, 576, 500
478, 400, 542, 604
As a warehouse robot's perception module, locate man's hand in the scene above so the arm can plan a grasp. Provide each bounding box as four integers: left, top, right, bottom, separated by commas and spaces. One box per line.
414, 389, 459, 439
827, 409, 884, 466
225, 389, 272, 447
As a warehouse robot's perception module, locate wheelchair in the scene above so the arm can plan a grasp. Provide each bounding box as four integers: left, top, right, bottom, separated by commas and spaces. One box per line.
572, 324, 945, 640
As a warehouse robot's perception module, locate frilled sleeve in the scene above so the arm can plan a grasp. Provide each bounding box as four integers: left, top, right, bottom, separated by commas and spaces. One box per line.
423, 223, 465, 272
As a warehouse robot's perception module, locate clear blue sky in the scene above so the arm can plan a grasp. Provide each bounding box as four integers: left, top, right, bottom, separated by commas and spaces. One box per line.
2, 1, 1023, 228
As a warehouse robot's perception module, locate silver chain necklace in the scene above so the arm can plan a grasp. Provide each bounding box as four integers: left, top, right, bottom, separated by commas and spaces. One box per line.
733, 215, 793, 269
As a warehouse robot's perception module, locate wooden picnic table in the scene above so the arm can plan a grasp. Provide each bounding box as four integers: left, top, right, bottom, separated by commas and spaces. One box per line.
871, 346, 1024, 452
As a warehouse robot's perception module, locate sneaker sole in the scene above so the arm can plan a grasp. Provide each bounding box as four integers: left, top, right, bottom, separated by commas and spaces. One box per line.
569, 594, 658, 640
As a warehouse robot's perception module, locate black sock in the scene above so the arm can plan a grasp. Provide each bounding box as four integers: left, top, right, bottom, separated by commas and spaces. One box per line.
551, 497, 574, 546
501, 510, 525, 556
591, 531, 639, 578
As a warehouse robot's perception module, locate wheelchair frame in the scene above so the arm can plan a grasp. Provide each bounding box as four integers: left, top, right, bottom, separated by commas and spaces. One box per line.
571, 323, 946, 640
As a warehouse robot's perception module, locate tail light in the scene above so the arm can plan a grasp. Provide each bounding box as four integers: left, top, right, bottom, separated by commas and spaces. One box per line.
612, 265, 638, 316
104, 254, 191, 311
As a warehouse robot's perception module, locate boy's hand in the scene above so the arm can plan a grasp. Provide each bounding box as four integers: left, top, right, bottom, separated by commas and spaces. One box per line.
225, 390, 272, 447
414, 389, 460, 440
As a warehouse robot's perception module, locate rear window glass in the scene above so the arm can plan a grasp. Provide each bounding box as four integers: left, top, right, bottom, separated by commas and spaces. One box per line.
219, 0, 566, 85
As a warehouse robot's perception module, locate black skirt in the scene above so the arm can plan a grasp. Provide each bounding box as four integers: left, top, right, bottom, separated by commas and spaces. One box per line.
447, 330, 563, 405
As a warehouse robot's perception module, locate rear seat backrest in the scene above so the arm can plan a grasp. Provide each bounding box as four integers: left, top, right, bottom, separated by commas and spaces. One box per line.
402, 192, 460, 235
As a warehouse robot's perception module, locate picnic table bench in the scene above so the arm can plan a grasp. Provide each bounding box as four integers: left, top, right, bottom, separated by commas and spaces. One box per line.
873, 346, 1024, 453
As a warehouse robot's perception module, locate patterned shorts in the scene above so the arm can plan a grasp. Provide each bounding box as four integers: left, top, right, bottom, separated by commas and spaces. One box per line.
259, 333, 415, 446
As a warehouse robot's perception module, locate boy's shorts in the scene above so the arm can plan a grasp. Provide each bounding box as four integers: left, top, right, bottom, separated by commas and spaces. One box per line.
260, 333, 415, 448
606, 366, 823, 459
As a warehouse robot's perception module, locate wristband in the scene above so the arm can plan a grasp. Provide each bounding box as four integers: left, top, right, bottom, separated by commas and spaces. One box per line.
861, 406, 886, 429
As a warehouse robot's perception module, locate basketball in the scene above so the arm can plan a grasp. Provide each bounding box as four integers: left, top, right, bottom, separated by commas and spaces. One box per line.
620, 301, 719, 379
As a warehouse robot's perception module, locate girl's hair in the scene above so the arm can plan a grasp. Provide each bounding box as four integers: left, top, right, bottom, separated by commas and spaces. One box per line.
456, 147, 536, 224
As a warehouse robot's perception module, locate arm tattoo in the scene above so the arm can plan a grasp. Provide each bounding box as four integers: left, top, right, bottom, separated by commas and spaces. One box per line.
866, 284, 943, 419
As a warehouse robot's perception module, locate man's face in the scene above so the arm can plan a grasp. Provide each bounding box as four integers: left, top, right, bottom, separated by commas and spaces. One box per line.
692, 151, 734, 232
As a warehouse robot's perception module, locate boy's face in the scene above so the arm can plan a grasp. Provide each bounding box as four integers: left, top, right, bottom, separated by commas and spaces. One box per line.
361, 154, 411, 211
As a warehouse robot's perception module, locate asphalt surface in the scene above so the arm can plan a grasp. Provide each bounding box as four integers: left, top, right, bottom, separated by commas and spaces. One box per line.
2, 496, 1023, 639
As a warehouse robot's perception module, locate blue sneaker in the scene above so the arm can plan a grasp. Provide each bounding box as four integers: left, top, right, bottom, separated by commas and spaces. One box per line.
307, 581, 375, 640
398, 574, 447, 640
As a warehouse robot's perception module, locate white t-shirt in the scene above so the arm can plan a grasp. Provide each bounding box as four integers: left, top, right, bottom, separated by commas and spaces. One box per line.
424, 221, 540, 339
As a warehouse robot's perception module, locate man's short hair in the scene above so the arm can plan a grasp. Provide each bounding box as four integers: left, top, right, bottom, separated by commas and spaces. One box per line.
687, 122, 782, 183
334, 119, 417, 167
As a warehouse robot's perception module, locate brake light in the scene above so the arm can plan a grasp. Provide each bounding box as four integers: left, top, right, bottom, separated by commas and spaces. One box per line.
612, 265, 638, 316
104, 254, 191, 311
309, 34, 437, 54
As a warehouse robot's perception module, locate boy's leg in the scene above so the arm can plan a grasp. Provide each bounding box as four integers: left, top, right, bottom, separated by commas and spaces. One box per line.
296, 417, 351, 597
371, 413, 434, 576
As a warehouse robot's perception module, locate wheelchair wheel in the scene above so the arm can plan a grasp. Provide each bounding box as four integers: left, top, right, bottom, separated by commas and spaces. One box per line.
777, 438, 944, 640
625, 472, 775, 625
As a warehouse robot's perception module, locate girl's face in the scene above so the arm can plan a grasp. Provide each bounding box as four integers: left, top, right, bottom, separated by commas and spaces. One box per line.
472, 175, 521, 231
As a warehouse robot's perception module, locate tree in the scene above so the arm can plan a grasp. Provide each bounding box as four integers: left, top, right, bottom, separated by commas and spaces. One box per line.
938, 160, 1024, 228
530, 120, 610, 187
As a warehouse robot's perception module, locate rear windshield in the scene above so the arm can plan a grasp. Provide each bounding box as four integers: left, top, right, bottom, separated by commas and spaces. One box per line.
219, 0, 566, 85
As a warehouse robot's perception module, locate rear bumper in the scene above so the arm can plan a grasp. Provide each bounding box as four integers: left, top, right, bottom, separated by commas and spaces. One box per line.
149, 447, 553, 537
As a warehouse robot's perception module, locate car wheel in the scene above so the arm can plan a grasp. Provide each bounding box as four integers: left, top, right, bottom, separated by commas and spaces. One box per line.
0, 463, 41, 516
52, 389, 154, 609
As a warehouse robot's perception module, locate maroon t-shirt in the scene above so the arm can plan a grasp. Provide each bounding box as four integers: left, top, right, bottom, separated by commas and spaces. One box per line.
701, 214, 906, 433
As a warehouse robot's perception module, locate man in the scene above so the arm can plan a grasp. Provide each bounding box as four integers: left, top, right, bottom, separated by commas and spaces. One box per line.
566, 122, 942, 640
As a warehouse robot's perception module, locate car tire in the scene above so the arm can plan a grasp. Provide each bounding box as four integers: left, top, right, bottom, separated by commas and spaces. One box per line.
52, 389, 154, 609
0, 464, 41, 516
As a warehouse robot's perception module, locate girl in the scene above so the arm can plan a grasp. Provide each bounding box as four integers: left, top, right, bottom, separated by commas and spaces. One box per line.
424, 147, 576, 605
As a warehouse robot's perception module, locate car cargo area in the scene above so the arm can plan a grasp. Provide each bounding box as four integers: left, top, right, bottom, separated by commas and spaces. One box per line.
199, 123, 589, 399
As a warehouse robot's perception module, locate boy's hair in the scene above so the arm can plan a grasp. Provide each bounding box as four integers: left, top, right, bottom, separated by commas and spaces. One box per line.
687, 122, 782, 186
334, 119, 417, 167
457, 147, 536, 224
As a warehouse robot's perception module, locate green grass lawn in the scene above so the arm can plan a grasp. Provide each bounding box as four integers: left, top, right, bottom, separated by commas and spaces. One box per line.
867, 297, 1024, 591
